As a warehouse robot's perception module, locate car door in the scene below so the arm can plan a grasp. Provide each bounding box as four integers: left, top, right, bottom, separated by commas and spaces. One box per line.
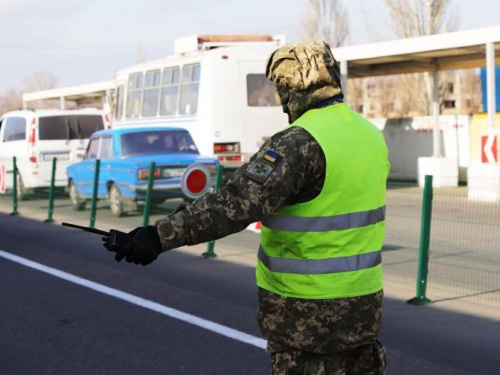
71, 136, 101, 197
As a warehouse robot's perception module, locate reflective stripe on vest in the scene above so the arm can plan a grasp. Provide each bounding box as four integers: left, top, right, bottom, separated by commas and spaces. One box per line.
262, 206, 385, 232
258, 246, 382, 274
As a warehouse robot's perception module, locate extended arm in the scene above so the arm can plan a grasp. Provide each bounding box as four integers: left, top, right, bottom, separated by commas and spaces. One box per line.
155, 126, 325, 251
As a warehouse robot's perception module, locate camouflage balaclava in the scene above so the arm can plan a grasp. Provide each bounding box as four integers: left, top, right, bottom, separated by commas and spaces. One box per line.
265, 40, 343, 123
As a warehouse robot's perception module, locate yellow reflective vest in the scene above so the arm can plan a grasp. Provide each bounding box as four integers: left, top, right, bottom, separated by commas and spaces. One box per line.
256, 103, 390, 299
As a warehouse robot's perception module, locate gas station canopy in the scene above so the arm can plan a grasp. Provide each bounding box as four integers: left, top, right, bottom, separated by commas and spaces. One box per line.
23, 80, 115, 107
334, 25, 500, 77
22, 25, 500, 112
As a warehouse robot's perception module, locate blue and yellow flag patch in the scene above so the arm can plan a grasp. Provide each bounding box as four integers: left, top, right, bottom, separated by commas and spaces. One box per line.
263, 150, 279, 163
244, 150, 283, 183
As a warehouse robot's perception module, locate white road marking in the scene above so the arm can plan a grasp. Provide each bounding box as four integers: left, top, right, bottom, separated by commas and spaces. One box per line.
0, 249, 267, 350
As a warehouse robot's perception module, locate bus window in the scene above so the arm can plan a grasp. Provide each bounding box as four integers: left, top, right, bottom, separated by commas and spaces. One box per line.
142, 70, 161, 117
126, 73, 144, 118
160, 67, 180, 116
115, 84, 124, 120
179, 64, 200, 115
247, 74, 280, 107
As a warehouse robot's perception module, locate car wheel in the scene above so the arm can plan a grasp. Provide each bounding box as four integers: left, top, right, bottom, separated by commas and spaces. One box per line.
109, 183, 125, 217
16, 174, 29, 201
69, 181, 86, 211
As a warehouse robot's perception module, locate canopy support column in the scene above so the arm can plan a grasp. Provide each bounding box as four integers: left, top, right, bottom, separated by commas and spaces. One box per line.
340, 60, 348, 100
432, 60, 441, 157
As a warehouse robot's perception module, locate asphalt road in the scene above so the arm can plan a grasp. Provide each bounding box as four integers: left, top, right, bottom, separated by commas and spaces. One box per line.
0, 214, 268, 375
1, 193, 500, 374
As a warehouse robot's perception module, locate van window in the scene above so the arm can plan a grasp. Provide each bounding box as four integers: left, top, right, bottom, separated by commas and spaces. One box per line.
179, 64, 200, 115
247, 74, 280, 107
4, 117, 27, 142
38, 115, 104, 140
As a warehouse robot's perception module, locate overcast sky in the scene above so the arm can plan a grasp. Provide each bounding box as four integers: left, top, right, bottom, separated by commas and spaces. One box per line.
0, 0, 498, 94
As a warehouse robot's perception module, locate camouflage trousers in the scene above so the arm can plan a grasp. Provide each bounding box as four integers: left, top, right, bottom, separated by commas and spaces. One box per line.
257, 288, 386, 375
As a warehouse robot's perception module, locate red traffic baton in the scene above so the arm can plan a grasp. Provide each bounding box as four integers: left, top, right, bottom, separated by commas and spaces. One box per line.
180, 164, 213, 199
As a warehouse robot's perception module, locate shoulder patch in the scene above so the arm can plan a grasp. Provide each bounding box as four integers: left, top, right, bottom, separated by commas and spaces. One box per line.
244, 150, 283, 183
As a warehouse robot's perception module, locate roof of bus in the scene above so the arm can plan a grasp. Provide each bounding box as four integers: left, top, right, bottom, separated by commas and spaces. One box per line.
1, 108, 105, 118
115, 43, 279, 75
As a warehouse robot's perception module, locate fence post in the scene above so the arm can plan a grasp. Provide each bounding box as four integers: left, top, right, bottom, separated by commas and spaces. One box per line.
10, 156, 19, 216
407, 174, 433, 305
44, 157, 57, 223
142, 162, 156, 227
202, 165, 224, 259
89, 159, 101, 228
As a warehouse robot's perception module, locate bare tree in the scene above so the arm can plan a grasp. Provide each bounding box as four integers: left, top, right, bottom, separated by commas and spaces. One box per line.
301, 0, 349, 47
19, 71, 59, 109
23, 70, 58, 92
0, 89, 23, 114
346, 78, 365, 113
382, 0, 461, 116
136, 45, 148, 64
457, 69, 482, 113
385, 0, 456, 37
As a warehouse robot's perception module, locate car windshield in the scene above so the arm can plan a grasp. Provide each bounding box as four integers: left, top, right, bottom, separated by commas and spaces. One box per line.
120, 130, 199, 157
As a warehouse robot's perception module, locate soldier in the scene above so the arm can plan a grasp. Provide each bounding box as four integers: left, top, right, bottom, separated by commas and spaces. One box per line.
104, 40, 390, 375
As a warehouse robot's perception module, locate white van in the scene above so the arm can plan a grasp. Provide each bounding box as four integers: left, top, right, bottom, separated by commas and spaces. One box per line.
0, 108, 107, 199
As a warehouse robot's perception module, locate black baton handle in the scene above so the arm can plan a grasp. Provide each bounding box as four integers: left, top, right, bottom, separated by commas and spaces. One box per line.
62, 222, 109, 237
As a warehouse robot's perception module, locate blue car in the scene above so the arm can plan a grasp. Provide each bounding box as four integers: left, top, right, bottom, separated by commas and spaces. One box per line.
66, 126, 219, 216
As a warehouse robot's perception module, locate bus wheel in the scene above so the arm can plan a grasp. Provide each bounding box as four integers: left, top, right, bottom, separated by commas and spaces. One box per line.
109, 183, 125, 217
69, 181, 86, 211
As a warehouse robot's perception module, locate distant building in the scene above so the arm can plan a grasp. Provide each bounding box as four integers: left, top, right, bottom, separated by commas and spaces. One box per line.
348, 70, 482, 119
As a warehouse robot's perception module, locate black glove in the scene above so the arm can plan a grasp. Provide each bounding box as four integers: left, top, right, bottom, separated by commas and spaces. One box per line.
124, 226, 163, 266
102, 227, 143, 262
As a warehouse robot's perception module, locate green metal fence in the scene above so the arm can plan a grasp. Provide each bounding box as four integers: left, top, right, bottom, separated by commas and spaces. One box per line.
384, 175, 500, 304
3, 157, 500, 305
